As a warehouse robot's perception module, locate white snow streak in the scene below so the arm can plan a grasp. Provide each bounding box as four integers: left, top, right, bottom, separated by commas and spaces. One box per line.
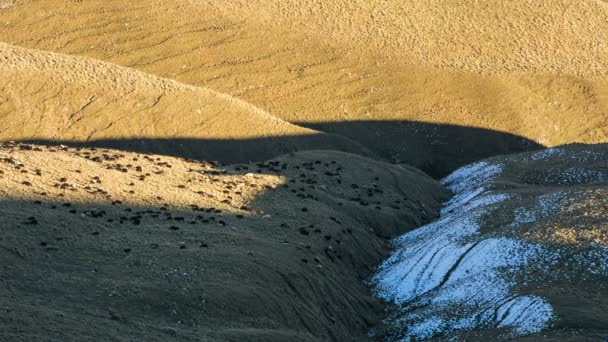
372, 161, 554, 340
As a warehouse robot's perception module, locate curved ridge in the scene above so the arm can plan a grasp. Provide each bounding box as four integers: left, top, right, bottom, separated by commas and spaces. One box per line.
0, 41, 372, 162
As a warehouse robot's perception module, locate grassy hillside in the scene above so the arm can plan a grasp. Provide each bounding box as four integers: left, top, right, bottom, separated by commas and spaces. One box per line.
1, 1, 608, 340
0, 42, 368, 163
1, 0, 608, 174
0, 142, 445, 341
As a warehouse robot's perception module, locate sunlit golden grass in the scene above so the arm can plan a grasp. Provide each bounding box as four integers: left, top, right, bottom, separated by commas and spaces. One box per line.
2, 0, 608, 152
0, 145, 285, 215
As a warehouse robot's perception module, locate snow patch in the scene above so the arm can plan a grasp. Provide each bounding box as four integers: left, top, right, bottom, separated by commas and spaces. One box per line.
375, 193, 509, 304
497, 296, 554, 335
442, 161, 502, 193
544, 167, 607, 185
373, 162, 555, 339
529, 148, 565, 161
513, 191, 571, 225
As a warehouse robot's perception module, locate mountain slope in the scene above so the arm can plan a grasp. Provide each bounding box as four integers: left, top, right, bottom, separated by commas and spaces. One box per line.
373, 144, 608, 340
2, 0, 608, 174
0, 42, 369, 162
0, 142, 446, 341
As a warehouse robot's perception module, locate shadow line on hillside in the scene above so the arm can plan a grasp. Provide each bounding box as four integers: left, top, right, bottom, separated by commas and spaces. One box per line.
295, 120, 544, 177
0, 144, 444, 341
11, 120, 543, 178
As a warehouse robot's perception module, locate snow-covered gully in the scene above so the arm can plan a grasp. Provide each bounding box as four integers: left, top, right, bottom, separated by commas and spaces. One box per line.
371, 161, 553, 340
371, 153, 578, 340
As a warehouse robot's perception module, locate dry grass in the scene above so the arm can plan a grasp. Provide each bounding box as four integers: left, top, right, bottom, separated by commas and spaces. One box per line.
1, 0, 607, 151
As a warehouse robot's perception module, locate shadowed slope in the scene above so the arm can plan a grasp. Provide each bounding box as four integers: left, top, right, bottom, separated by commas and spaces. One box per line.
297, 120, 542, 178
0, 142, 446, 341
19, 118, 543, 179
